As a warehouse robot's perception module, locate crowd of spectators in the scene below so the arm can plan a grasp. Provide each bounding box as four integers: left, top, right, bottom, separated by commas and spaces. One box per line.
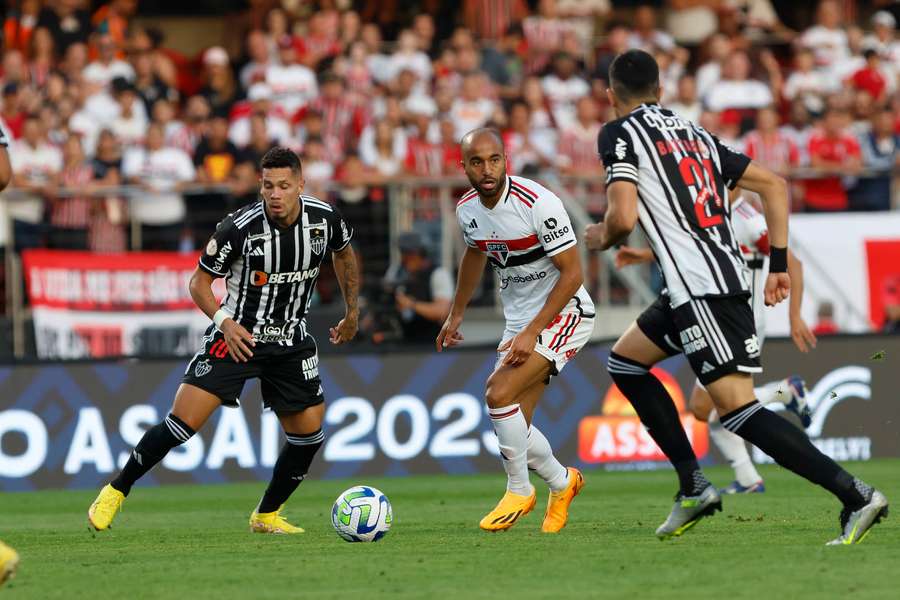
0, 0, 898, 316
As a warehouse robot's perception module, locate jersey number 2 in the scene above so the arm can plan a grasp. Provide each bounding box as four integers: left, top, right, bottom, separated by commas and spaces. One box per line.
678, 156, 723, 228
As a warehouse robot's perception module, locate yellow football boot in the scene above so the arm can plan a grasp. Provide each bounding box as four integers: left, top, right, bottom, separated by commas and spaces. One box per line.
541, 467, 585, 533
88, 484, 125, 531
249, 505, 305, 534
479, 486, 536, 531
0, 541, 19, 586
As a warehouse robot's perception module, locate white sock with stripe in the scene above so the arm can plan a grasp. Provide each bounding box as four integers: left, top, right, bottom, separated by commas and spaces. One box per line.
527, 425, 569, 492
755, 380, 785, 406
708, 409, 762, 487
489, 404, 532, 496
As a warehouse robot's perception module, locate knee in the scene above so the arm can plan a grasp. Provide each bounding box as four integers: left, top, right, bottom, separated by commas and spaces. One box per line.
689, 391, 712, 421
485, 376, 514, 409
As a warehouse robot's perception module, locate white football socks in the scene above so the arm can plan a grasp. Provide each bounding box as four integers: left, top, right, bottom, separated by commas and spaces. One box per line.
755, 380, 786, 406
708, 410, 762, 487
488, 404, 532, 496
527, 425, 570, 493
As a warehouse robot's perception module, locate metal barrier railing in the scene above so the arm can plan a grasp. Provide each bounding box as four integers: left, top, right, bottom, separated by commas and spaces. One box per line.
2, 168, 898, 358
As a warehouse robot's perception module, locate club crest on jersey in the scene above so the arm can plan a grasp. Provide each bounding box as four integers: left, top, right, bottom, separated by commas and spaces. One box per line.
309, 227, 326, 254
195, 359, 212, 377
486, 241, 510, 265
206, 238, 218, 256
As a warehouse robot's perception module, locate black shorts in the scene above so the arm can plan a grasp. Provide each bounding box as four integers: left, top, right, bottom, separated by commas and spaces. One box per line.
637, 294, 762, 385
182, 325, 324, 412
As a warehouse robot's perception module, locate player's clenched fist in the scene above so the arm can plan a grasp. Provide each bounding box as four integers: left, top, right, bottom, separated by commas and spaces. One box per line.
220, 318, 255, 362
330, 313, 358, 345
764, 272, 791, 307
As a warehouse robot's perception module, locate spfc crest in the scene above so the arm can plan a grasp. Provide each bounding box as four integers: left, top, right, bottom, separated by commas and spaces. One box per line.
309, 228, 326, 254
195, 359, 212, 377
486, 241, 509, 265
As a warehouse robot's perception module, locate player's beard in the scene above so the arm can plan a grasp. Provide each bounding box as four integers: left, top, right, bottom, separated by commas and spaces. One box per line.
473, 170, 505, 201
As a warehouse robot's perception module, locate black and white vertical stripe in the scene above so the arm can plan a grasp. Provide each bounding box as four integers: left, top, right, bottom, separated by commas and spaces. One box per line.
617, 105, 749, 306
689, 299, 734, 365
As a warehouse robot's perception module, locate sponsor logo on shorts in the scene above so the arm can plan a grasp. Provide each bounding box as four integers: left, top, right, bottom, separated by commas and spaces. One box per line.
252, 267, 320, 286
744, 335, 760, 358
253, 322, 293, 342
500, 270, 546, 289
679, 325, 708, 355
195, 359, 212, 377
302, 354, 319, 380
565, 348, 578, 360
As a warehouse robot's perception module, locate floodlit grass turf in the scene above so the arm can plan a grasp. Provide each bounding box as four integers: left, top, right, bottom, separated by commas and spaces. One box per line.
2, 460, 898, 599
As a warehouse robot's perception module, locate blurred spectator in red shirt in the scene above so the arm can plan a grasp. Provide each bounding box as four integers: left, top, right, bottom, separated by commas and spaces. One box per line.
48, 135, 93, 250
743, 106, 799, 176
557, 96, 601, 176
848, 49, 890, 102
296, 10, 341, 69
805, 107, 862, 211
812, 301, 840, 336
463, 0, 528, 42
1, 83, 26, 139
4, 0, 39, 54
299, 72, 367, 159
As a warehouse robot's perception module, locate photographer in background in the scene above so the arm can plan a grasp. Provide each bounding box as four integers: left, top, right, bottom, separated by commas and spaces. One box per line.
384, 231, 453, 344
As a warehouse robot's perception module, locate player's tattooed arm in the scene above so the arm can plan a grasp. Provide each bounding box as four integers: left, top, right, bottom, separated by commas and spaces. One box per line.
330, 244, 359, 344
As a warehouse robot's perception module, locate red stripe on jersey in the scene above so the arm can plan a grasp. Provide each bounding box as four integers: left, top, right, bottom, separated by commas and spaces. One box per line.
512, 181, 539, 200
474, 234, 539, 251
509, 191, 533, 207
458, 189, 478, 206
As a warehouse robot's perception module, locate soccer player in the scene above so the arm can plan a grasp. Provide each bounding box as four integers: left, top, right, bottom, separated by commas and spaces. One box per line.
88, 147, 359, 534
437, 128, 594, 533
614, 193, 817, 494
584, 50, 887, 544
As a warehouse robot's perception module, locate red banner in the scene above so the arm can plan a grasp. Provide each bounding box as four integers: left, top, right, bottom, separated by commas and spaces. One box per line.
22, 250, 199, 311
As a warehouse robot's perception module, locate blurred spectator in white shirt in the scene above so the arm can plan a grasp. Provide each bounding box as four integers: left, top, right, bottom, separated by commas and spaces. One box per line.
110, 80, 148, 150
800, 0, 849, 71
503, 100, 556, 175
266, 35, 318, 119
9, 115, 63, 248
628, 5, 676, 53
668, 74, 702, 123
122, 122, 194, 249
362, 23, 392, 85
783, 47, 837, 116
240, 29, 273, 89
695, 33, 732, 99
541, 52, 590, 130
522, 76, 555, 131
703, 50, 773, 113
665, 0, 719, 45
361, 120, 406, 177
386, 29, 432, 91
83, 33, 135, 89
300, 136, 335, 199
449, 73, 497, 141
863, 11, 900, 70
229, 83, 292, 148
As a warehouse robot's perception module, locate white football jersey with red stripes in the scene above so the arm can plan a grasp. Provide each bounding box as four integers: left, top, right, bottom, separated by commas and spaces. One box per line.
456, 175, 595, 332
731, 196, 770, 340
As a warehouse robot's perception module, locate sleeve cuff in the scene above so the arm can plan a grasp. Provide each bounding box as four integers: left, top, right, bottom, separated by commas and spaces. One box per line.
198, 261, 227, 277
605, 163, 639, 185
545, 239, 577, 257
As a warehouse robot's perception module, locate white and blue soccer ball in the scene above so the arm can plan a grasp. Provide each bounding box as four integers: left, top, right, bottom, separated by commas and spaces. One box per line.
331, 485, 392, 542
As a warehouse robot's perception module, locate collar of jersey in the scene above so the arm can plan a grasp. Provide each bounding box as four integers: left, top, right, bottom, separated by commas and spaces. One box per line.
478, 176, 511, 211
262, 195, 304, 230
633, 102, 659, 114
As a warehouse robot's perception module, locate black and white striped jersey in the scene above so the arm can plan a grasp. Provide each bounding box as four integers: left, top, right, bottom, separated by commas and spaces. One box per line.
198, 195, 353, 345
598, 103, 753, 308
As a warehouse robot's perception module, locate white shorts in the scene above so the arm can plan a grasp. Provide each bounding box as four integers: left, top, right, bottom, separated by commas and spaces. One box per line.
497, 312, 595, 376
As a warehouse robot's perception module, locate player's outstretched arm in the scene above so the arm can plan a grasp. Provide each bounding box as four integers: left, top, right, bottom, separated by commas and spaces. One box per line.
584, 181, 638, 251
330, 244, 360, 345
614, 245, 654, 269
437, 246, 486, 352
736, 162, 790, 307
189, 267, 255, 362
788, 250, 817, 353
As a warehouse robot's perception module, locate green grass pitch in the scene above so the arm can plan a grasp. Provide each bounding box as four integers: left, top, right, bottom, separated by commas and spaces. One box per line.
2, 460, 898, 599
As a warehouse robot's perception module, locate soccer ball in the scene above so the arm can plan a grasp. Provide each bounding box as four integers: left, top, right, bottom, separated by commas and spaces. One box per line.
331, 485, 392, 542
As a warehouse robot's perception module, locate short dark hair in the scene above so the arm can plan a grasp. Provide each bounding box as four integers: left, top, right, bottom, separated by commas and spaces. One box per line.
609, 49, 659, 102
260, 146, 302, 174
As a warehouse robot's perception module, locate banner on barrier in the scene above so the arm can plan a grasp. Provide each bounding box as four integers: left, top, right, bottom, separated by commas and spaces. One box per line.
1, 335, 896, 491
22, 250, 219, 359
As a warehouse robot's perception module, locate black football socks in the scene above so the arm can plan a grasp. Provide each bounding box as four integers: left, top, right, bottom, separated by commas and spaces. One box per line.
257, 429, 325, 513
111, 413, 196, 496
